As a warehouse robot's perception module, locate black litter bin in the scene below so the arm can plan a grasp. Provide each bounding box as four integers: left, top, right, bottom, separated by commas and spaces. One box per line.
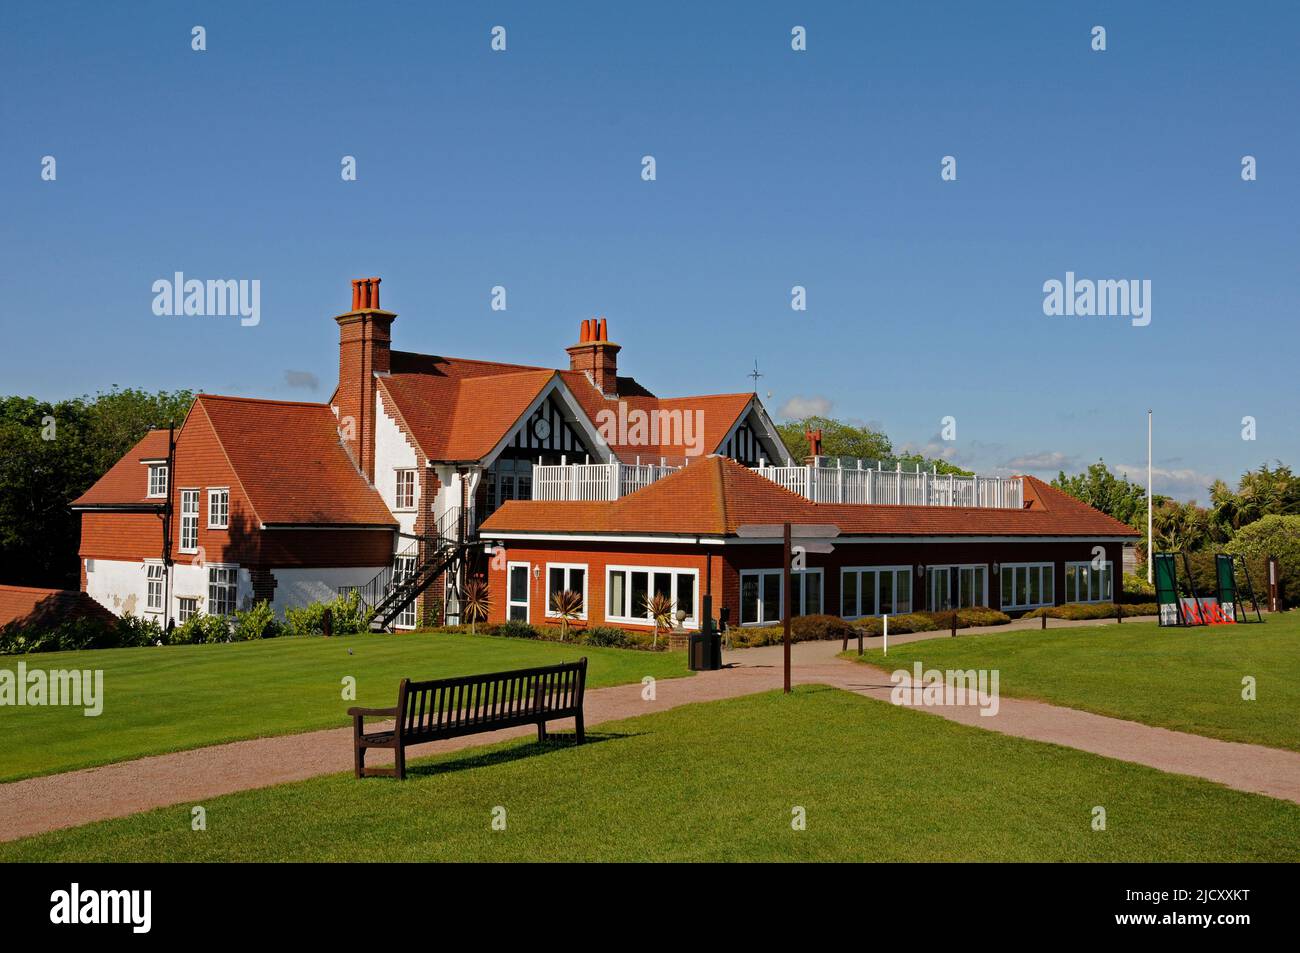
688, 625, 722, 671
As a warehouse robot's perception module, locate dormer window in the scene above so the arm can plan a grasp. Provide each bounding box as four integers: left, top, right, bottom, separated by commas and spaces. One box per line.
147, 463, 169, 499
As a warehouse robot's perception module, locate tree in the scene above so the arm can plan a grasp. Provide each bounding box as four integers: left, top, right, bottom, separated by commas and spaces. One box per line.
776, 416, 893, 462
1210, 463, 1300, 537
1225, 514, 1300, 607
0, 388, 193, 589
1051, 460, 1151, 528
775, 416, 971, 474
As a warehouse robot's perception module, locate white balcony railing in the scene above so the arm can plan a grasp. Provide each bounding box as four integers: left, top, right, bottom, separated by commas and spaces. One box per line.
530, 458, 1024, 509
531, 459, 679, 502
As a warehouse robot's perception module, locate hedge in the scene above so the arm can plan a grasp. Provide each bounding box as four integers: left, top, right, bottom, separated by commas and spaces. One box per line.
1021, 602, 1158, 621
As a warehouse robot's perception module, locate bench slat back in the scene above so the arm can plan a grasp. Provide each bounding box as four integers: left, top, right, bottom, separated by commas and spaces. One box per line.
398, 659, 587, 738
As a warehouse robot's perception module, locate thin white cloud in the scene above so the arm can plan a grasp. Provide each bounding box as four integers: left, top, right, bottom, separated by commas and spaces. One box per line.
1113, 462, 1219, 502
778, 394, 833, 419
1001, 450, 1078, 472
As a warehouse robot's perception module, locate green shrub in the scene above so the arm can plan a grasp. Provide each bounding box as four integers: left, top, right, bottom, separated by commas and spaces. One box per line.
1022, 602, 1158, 620
583, 625, 632, 647
1122, 572, 1155, 601
232, 601, 281, 641
790, 614, 855, 642
0, 612, 167, 654
492, 618, 540, 640
171, 612, 232, 644
329, 589, 374, 635
918, 607, 1012, 629
1226, 515, 1300, 607
851, 612, 942, 636
284, 590, 373, 637
284, 601, 327, 638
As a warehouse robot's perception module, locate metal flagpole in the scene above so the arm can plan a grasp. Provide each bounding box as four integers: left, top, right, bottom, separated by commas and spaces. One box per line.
1147, 410, 1153, 585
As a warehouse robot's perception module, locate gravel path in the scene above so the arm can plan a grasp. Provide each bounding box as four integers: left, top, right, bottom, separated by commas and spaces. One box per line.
3, 636, 1297, 843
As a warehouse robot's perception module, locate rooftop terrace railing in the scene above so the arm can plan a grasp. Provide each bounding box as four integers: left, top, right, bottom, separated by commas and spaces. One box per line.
530, 458, 1024, 509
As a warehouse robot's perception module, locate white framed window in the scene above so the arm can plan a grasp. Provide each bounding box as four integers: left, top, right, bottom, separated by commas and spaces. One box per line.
507, 562, 531, 622
208, 566, 238, 616
1000, 562, 1055, 610
395, 469, 416, 510
545, 563, 588, 620
1065, 561, 1113, 603
739, 568, 823, 626
145, 562, 164, 612
841, 566, 913, 618
147, 463, 168, 499
606, 566, 699, 628
180, 489, 200, 553
927, 564, 988, 610
394, 554, 417, 629
177, 597, 199, 623
207, 488, 229, 529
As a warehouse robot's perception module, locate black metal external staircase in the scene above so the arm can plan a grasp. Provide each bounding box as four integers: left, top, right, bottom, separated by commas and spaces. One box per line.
353, 507, 474, 632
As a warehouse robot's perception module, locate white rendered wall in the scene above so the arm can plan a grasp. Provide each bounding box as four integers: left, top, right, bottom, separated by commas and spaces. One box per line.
374, 390, 420, 538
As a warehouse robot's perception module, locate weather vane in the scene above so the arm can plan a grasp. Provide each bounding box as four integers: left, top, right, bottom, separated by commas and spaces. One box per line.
748, 359, 763, 391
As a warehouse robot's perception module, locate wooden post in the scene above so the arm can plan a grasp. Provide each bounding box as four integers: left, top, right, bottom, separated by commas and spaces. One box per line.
950, 610, 957, 638
1268, 556, 1279, 612
783, 522, 792, 694
1041, 612, 1047, 630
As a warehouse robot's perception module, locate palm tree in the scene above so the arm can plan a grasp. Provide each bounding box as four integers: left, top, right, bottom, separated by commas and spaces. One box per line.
641, 592, 675, 648
550, 589, 583, 641
462, 579, 491, 636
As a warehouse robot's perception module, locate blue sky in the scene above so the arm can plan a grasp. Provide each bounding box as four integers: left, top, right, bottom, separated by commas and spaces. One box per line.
3, 1, 1297, 502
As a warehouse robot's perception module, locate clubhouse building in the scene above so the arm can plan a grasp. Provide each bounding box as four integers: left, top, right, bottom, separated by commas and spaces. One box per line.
73, 277, 1137, 632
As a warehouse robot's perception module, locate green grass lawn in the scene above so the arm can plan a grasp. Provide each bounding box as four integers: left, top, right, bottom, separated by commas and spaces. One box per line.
4, 686, 1296, 862
0, 632, 689, 782
853, 613, 1300, 751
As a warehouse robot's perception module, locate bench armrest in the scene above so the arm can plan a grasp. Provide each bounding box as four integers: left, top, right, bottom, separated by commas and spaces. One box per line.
347, 706, 398, 718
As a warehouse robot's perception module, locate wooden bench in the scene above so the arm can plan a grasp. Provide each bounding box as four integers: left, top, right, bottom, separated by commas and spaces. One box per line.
348, 658, 588, 780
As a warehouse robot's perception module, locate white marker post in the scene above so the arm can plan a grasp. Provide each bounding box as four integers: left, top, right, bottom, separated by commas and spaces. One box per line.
883, 614, 889, 656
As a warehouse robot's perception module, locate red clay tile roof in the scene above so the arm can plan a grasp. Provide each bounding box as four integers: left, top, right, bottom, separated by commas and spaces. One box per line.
378, 367, 558, 461
559, 372, 757, 463
71, 430, 171, 508
0, 585, 118, 630
195, 395, 395, 527
374, 350, 760, 464
480, 457, 1140, 538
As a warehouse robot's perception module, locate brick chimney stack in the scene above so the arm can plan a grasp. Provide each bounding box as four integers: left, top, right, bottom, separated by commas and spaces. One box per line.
566, 317, 621, 397
334, 277, 395, 482
805, 428, 824, 463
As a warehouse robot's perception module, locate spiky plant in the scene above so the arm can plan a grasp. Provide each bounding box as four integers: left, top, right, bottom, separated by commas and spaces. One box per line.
641, 592, 676, 648
550, 589, 583, 641
462, 578, 492, 636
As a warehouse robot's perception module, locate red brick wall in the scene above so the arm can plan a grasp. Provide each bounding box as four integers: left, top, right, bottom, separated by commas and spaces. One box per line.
486, 542, 713, 631
78, 401, 395, 589
487, 538, 1127, 628
333, 311, 393, 482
